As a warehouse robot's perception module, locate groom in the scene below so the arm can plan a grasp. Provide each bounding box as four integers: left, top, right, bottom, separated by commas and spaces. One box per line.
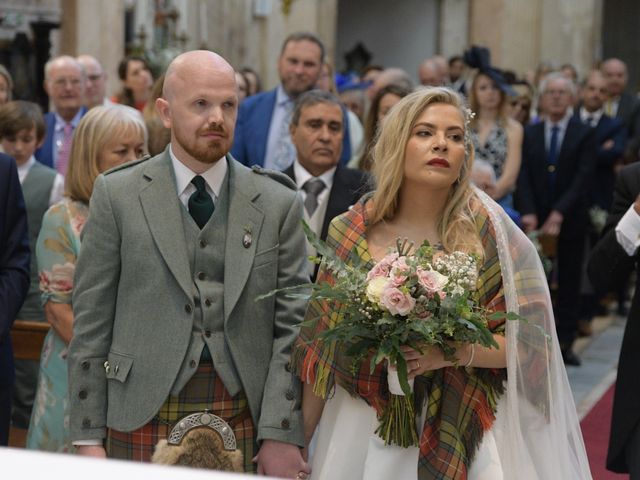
68, 50, 310, 477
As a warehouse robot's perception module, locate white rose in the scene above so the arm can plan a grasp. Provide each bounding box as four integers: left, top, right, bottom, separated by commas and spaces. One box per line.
366, 276, 388, 304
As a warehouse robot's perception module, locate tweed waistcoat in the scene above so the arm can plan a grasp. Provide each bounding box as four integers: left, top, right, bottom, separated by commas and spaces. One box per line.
170, 172, 242, 396
19, 162, 56, 320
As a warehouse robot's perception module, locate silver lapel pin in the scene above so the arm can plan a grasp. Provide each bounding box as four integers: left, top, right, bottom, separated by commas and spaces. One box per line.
242, 227, 252, 249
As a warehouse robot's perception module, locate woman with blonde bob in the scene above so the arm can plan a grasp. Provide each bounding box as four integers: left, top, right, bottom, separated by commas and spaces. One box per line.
293, 87, 591, 479
27, 105, 147, 452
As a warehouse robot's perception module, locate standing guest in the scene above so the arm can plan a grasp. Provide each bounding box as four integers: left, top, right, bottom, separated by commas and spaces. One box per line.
0, 101, 64, 429
468, 69, 523, 207
142, 75, 171, 156
575, 70, 626, 213
232, 32, 351, 170
235, 71, 249, 103
76, 55, 113, 109
241, 67, 262, 96
516, 73, 597, 366
34, 56, 87, 175
315, 63, 364, 169
588, 162, 640, 479
111, 56, 154, 112
26, 105, 147, 452
357, 84, 412, 171
0, 65, 13, 104
418, 59, 443, 87
285, 90, 370, 279
601, 58, 640, 161
294, 86, 591, 479
447, 55, 466, 94
560, 63, 579, 84
0, 153, 30, 446
575, 70, 627, 335
509, 83, 534, 127
367, 68, 413, 101
67, 51, 310, 478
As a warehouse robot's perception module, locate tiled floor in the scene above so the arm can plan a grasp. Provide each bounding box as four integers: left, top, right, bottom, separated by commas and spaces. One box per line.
568, 314, 626, 420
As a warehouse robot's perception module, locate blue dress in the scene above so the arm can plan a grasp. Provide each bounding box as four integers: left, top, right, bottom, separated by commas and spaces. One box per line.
26, 199, 88, 452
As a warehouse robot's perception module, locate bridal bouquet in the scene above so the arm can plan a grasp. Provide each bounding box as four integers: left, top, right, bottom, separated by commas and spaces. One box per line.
261, 223, 515, 448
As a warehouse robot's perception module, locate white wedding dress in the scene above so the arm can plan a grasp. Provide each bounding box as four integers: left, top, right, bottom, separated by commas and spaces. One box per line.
307, 190, 592, 480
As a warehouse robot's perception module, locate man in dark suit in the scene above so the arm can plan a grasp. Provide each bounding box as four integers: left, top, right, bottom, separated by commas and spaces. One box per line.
285, 90, 369, 280
575, 70, 627, 211
588, 162, 640, 478
232, 32, 351, 170
516, 72, 596, 365
601, 58, 640, 161
0, 153, 30, 445
34, 56, 87, 174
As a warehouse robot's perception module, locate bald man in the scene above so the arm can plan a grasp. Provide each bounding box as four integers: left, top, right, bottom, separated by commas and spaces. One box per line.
34, 55, 87, 174
68, 51, 310, 477
77, 54, 113, 109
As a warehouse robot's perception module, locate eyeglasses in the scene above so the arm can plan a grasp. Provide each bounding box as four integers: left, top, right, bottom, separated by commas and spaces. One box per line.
51, 77, 83, 88
87, 74, 104, 82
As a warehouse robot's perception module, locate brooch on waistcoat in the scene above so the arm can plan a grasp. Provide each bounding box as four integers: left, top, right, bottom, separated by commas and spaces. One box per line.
242, 227, 252, 249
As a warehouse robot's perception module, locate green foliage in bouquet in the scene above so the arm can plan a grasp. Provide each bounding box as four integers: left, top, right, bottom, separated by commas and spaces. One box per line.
258, 221, 520, 448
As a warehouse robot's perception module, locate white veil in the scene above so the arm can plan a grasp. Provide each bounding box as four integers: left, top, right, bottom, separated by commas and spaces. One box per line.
475, 188, 592, 479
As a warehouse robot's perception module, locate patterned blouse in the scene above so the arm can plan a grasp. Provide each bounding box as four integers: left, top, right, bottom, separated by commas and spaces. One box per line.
471, 122, 508, 177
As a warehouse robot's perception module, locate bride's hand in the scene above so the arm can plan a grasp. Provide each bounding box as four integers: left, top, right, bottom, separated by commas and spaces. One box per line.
400, 343, 471, 378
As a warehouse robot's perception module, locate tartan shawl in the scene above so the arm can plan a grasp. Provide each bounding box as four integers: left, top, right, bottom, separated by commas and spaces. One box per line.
292, 195, 507, 479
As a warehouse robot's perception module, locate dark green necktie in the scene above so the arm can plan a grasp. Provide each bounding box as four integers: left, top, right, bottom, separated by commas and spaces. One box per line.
188, 175, 214, 229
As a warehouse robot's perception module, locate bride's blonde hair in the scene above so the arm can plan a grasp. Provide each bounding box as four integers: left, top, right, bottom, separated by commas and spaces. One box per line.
370, 87, 483, 257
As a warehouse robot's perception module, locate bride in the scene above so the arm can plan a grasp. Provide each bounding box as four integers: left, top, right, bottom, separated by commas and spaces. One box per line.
291, 87, 592, 479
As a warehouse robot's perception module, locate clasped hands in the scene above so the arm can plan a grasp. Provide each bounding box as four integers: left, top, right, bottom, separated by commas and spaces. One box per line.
398, 342, 473, 379
521, 210, 563, 236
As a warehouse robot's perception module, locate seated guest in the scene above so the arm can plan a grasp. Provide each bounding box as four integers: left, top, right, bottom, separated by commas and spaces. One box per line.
26, 105, 147, 452
0, 101, 64, 428
357, 84, 411, 171
0, 153, 30, 446
0, 65, 13, 105
285, 90, 370, 279
111, 56, 154, 112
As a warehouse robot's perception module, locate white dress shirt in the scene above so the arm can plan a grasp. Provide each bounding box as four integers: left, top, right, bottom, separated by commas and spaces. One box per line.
263, 86, 295, 171
544, 112, 572, 153
17, 156, 65, 206
579, 107, 603, 128
169, 145, 227, 208
293, 160, 336, 207
615, 204, 640, 256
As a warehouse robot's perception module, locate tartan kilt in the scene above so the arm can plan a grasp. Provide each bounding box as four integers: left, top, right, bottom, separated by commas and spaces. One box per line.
107, 362, 257, 473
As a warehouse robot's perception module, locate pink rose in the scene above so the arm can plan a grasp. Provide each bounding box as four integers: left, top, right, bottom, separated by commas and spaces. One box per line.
417, 268, 448, 295
380, 286, 416, 316
366, 261, 391, 281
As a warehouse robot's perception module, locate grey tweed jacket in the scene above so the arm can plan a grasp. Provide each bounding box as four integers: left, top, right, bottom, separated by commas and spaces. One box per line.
68, 150, 308, 446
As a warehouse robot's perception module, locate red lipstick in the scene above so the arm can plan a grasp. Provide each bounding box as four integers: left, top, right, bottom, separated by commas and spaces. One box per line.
427, 158, 450, 168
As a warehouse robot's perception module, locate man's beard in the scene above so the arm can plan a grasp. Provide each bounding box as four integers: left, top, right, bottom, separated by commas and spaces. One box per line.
177, 128, 231, 164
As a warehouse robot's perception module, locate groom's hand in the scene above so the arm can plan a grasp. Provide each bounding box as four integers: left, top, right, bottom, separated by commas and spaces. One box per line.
255, 439, 310, 478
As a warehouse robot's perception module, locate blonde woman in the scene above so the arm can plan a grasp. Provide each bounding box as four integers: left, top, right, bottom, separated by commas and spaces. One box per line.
468, 72, 523, 207
26, 105, 147, 452
293, 87, 591, 479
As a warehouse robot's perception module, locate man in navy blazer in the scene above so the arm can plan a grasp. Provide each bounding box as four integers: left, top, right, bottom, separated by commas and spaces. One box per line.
34, 56, 87, 173
232, 32, 350, 170
574, 70, 627, 211
0, 153, 30, 445
516, 73, 596, 366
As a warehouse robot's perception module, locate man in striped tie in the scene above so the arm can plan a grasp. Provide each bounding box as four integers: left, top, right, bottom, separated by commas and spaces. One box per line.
34, 56, 87, 174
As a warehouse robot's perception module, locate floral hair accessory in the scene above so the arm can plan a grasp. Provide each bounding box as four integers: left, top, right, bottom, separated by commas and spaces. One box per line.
463, 106, 476, 154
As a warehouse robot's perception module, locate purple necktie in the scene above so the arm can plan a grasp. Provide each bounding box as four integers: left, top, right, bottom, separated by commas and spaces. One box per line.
56, 123, 73, 176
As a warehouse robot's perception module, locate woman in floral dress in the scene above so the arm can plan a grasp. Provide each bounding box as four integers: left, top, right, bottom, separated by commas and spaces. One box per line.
26, 105, 147, 451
